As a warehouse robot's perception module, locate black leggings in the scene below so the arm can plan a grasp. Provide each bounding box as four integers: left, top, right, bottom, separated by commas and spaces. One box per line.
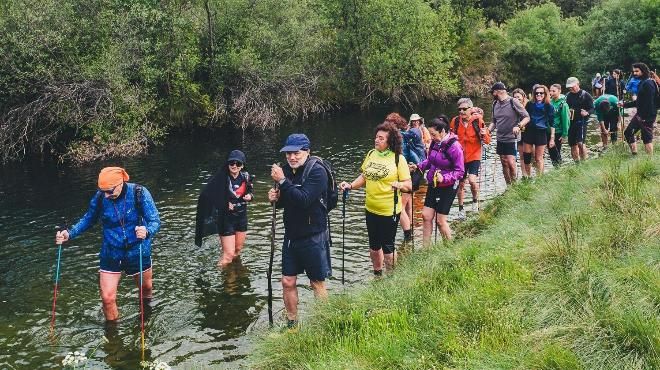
546, 131, 563, 166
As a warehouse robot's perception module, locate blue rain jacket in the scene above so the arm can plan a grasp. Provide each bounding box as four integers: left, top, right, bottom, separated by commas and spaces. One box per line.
68, 183, 161, 260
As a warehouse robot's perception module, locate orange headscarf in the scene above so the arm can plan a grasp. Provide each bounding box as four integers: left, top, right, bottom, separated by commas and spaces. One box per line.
98, 167, 129, 189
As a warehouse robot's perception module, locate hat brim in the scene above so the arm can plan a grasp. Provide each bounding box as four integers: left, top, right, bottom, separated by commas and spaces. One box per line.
280, 145, 306, 152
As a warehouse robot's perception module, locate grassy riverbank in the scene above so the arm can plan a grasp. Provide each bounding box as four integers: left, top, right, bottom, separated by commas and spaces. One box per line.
251, 145, 660, 369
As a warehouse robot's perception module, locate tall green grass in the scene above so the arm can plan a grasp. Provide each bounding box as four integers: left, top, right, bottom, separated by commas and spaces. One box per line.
251, 146, 660, 370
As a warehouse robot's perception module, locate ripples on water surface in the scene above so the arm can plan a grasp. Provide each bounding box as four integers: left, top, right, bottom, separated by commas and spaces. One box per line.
0, 101, 606, 369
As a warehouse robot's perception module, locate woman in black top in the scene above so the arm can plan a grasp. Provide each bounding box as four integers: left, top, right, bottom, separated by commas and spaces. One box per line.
195, 150, 254, 267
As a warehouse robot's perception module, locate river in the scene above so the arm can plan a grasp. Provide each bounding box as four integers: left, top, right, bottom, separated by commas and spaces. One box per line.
0, 100, 605, 369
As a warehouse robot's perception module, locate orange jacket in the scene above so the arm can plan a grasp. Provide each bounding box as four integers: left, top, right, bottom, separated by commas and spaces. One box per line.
449, 114, 491, 162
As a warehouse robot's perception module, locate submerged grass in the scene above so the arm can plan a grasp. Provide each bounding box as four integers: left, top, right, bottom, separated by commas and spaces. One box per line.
251, 145, 660, 370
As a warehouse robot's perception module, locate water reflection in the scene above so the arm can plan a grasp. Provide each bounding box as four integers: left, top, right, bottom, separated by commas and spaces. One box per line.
195, 258, 261, 341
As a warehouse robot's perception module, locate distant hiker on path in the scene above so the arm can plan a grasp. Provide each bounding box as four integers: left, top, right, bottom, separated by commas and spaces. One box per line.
339, 122, 411, 276
387, 112, 424, 242
268, 134, 332, 328
55, 167, 161, 322
621, 63, 657, 155
549, 84, 570, 167
522, 84, 554, 178
450, 98, 490, 219
565, 77, 594, 163
411, 117, 465, 243
594, 94, 620, 147
487, 82, 530, 185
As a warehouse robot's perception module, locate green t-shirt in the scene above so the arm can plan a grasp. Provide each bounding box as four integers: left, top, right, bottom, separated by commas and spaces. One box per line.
360, 150, 411, 216
593, 94, 619, 121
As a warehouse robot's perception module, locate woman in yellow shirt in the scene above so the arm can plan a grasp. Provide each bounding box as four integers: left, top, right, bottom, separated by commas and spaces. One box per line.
340, 122, 412, 276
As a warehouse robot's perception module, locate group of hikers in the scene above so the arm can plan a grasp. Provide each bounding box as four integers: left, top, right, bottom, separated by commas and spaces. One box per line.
53, 62, 658, 330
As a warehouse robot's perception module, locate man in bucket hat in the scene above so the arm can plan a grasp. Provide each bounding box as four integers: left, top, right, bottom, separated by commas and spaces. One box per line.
268, 134, 331, 329
55, 167, 161, 322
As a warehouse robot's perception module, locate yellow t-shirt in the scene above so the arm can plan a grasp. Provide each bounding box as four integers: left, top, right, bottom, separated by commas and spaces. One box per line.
361, 150, 411, 216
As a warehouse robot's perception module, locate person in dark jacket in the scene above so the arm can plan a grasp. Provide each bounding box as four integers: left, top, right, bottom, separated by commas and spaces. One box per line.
621, 63, 657, 155
195, 150, 254, 267
565, 77, 594, 162
604, 69, 626, 99
268, 133, 330, 328
55, 167, 161, 322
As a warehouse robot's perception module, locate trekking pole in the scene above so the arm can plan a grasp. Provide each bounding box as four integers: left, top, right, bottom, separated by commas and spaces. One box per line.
341, 189, 348, 285
137, 215, 146, 361
267, 181, 279, 326
50, 219, 68, 335
411, 188, 415, 250
392, 181, 398, 267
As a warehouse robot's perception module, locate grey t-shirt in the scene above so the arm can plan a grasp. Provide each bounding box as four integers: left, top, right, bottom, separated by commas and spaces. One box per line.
492, 96, 529, 143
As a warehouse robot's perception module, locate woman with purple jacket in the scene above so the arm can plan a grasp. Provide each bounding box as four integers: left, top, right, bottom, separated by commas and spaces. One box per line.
410, 116, 465, 243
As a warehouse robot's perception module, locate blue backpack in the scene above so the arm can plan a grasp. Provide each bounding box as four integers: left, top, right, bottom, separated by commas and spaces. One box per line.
401, 129, 426, 164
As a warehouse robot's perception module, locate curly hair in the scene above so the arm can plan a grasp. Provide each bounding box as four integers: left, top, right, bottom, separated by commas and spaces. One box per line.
384, 112, 408, 130
374, 121, 403, 155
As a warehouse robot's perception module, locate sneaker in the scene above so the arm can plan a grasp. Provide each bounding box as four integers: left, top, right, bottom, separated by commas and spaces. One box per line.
471, 201, 478, 213
457, 209, 466, 220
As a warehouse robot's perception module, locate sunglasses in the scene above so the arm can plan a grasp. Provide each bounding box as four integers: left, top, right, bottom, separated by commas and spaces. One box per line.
228, 161, 243, 167
458, 107, 469, 111
534, 91, 545, 96
100, 184, 119, 195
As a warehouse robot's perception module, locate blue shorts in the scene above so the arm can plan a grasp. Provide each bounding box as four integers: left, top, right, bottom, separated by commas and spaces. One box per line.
100, 251, 152, 276
282, 231, 331, 281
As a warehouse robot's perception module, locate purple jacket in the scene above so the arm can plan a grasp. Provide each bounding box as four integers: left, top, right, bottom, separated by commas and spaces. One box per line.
417, 133, 465, 187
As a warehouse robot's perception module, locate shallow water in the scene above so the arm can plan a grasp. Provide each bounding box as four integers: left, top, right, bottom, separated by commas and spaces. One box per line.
0, 100, 606, 369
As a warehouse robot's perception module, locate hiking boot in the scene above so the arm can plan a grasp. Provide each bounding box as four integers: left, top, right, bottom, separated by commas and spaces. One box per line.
457, 209, 466, 220
471, 202, 478, 213
286, 319, 299, 330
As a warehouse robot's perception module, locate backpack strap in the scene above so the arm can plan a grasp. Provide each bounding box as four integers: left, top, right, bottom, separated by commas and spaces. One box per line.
94, 184, 144, 223
450, 117, 459, 135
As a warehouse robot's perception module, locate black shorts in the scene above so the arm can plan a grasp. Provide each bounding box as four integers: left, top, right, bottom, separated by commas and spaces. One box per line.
282, 231, 332, 281
568, 119, 588, 146
462, 160, 480, 179
424, 185, 458, 216
624, 114, 655, 144
496, 141, 517, 156
219, 212, 248, 236
365, 210, 400, 254
522, 127, 548, 146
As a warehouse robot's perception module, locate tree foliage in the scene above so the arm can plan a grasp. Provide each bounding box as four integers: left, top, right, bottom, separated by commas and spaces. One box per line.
0, 0, 656, 163
579, 0, 660, 75
501, 3, 581, 89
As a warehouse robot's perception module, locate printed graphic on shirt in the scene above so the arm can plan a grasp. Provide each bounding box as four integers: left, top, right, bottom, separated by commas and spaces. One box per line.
363, 161, 390, 181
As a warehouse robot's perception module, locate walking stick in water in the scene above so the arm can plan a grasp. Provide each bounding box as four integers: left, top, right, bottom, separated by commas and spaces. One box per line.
137, 216, 146, 361
50, 219, 68, 335
341, 189, 349, 285
267, 181, 279, 326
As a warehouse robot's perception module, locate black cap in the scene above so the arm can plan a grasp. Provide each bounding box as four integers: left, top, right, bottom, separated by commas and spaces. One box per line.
489, 82, 507, 93
227, 149, 246, 164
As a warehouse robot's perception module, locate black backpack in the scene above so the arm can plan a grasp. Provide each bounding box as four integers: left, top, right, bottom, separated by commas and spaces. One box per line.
300, 156, 338, 212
